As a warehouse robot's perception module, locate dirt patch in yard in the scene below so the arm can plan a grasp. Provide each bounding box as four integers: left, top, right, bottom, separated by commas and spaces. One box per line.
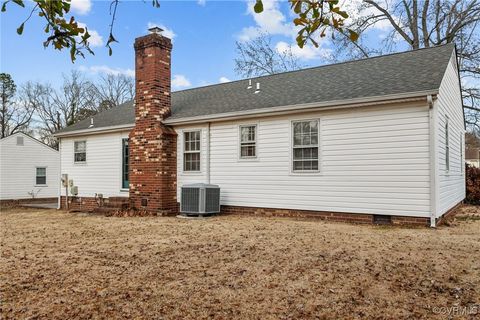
1, 206, 479, 319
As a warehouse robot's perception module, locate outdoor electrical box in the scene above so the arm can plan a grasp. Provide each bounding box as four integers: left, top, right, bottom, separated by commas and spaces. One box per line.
61, 174, 68, 187
70, 186, 78, 196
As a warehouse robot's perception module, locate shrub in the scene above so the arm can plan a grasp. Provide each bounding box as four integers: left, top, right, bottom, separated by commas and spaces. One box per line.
465, 164, 480, 205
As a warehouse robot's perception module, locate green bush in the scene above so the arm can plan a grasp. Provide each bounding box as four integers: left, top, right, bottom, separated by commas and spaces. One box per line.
465, 164, 480, 205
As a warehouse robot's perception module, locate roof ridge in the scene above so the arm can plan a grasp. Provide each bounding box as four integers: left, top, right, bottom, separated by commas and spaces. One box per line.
172, 43, 454, 94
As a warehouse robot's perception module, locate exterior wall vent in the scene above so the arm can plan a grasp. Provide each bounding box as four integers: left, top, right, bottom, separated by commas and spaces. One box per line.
373, 214, 392, 225
16, 136, 24, 146
181, 183, 220, 216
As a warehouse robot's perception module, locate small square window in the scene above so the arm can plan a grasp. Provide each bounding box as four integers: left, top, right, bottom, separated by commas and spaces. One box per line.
36, 167, 46, 185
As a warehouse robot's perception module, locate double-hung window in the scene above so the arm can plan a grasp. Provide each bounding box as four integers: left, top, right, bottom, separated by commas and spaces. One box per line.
184, 130, 201, 172
445, 118, 450, 171
122, 138, 129, 189
74, 141, 86, 163
240, 125, 257, 158
292, 120, 319, 172
36, 167, 47, 185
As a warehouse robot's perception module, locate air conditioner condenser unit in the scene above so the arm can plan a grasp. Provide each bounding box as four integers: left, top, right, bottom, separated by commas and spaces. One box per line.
180, 183, 220, 216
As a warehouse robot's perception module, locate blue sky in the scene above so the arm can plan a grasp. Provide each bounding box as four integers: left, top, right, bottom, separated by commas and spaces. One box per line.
1, 0, 390, 90
0, 0, 339, 89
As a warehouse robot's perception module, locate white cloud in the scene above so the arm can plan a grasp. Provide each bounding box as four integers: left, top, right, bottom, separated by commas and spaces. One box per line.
238, 0, 295, 41
341, 0, 393, 31
77, 22, 103, 47
70, 0, 92, 15
172, 75, 191, 89
219, 77, 231, 83
78, 65, 134, 77
275, 41, 331, 61
147, 22, 176, 40
197, 0, 206, 6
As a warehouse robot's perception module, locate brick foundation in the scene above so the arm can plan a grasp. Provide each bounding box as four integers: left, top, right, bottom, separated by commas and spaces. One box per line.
59, 196, 131, 213
221, 205, 431, 227
57, 197, 463, 227
60, 196, 101, 211
436, 201, 463, 226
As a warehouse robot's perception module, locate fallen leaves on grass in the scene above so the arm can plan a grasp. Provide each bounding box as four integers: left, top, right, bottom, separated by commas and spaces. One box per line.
1, 206, 479, 319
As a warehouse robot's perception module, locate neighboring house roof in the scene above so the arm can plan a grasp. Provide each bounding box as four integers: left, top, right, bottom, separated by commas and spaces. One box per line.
55, 44, 455, 136
0, 132, 59, 152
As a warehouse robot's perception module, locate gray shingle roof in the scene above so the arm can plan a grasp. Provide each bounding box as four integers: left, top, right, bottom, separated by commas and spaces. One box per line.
55, 44, 454, 135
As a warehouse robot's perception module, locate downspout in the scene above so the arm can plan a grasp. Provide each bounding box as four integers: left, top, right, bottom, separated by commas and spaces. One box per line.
428, 95, 437, 228
57, 138, 62, 210
206, 122, 211, 184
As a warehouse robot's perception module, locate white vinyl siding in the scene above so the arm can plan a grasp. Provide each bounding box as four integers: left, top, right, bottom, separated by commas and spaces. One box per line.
445, 118, 450, 171
0, 133, 59, 200
176, 102, 432, 218
177, 126, 209, 188
60, 131, 130, 197
460, 134, 463, 173
435, 52, 465, 218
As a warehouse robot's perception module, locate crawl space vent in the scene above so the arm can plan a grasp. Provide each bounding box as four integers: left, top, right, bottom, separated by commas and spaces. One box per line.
373, 215, 392, 225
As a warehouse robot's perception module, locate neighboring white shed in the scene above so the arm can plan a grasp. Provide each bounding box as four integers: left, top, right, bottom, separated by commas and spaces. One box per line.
0, 132, 60, 201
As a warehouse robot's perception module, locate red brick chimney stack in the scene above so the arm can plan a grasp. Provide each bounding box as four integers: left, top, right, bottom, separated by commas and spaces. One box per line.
129, 27, 178, 214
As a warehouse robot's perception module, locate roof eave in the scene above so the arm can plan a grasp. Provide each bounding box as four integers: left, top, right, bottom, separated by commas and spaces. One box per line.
53, 123, 134, 138
53, 89, 439, 137
163, 90, 439, 125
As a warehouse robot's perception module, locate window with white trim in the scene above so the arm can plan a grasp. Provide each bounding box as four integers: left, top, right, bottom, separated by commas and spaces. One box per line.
74, 141, 86, 163
36, 167, 47, 185
292, 120, 319, 171
184, 130, 201, 171
240, 125, 257, 158
445, 118, 449, 171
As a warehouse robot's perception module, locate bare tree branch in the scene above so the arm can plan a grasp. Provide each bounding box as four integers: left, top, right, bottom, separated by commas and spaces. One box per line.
234, 33, 305, 77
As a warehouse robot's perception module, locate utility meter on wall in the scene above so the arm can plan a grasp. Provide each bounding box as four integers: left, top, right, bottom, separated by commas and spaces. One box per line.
70, 186, 78, 196
61, 174, 68, 187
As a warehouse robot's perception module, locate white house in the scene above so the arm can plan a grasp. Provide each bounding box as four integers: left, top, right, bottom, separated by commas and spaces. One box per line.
53, 29, 465, 227
0, 132, 60, 201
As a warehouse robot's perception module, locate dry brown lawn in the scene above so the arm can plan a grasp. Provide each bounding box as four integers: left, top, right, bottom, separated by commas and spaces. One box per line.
1, 206, 479, 319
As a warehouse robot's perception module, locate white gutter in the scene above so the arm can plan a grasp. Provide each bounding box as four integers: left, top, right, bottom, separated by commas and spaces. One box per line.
206, 122, 211, 184
428, 95, 437, 228
53, 123, 134, 138
163, 90, 438, 125
57, 138, 62, 210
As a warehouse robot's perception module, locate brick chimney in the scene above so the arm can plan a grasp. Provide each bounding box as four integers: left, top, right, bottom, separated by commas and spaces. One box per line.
129, 28, 177, 214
